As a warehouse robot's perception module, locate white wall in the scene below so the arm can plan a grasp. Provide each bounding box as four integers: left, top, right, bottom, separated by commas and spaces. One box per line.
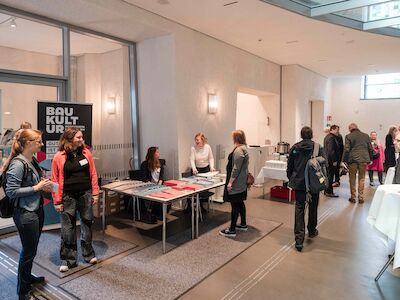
282, 65, 328, 146
236, 92, 280, 146
330, 77, 400, 139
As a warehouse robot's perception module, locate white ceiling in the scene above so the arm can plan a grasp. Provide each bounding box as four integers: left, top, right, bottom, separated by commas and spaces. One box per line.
1, 0, 400, 77
123, 0, 400, 77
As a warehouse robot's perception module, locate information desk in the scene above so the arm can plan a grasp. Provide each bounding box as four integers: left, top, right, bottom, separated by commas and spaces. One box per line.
101, 177, 225, 253
367, 184, 400, 280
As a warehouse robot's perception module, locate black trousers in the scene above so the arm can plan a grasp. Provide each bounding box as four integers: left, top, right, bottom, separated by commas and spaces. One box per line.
368, 170, 383, 184
230, 201, 246, 231
334, 161, 341, 183
326, 163, 336, 194
294, 190, 319, 245
13, 207, 44, 296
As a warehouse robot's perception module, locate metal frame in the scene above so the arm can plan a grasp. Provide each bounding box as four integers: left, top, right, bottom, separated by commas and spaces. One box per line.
259, 0, 400, 38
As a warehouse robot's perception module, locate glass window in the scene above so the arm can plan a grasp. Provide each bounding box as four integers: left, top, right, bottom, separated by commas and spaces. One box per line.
70, 31, 132, 179
362, 73, 400, 99
0, 12, 63, 76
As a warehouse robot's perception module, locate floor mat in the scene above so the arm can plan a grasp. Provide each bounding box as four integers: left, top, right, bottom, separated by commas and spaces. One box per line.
0, 229, 138, 278
61, 213, 281, 299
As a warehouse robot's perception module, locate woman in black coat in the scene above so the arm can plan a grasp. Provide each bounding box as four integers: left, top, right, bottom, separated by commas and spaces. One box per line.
384, 126, 398, 172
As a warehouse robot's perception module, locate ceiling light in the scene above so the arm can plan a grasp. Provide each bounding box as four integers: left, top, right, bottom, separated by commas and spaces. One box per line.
258, 38, 263, 42
286, 40, 299, 44
318, 59, 327, 62
157, 0, 169, 4
345, 40, 354, 44
223, 1, 239, 6
10, 17, 16, 28
4, 112, 11, 115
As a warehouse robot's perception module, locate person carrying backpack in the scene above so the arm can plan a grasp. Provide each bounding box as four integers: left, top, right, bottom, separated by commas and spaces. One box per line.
287, 126, 325, 252
4, 129, 53, 300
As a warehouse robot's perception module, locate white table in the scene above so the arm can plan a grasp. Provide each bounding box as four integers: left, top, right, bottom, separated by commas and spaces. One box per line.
257, 161, 292, 201
367, 184, 400, 280
384, 167, 396, 184
101, 179, 225, 253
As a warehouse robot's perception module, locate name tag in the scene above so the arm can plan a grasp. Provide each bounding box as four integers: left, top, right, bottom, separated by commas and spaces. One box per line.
79, 159, 88, 166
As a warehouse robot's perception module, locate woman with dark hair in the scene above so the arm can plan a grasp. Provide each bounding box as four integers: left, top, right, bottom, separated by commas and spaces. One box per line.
140, 147, 166, 221
384, 126, 398, 172
140, 147, 165, 184
5, 129, 52, 299
51, 127, 99, 272
220, 130, 249, 238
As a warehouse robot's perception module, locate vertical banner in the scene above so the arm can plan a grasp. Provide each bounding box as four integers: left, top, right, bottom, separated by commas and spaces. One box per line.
38, 101, 93, 160
37, 101, 93, 226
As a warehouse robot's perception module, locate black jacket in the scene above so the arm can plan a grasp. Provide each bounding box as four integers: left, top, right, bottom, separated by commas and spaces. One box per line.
287, 139, 324, 191
336, 134, 344, 161
384, 134, 396, 168
324, 133, 340, 164
343, 129, 373, 163
140, 159, 166, 184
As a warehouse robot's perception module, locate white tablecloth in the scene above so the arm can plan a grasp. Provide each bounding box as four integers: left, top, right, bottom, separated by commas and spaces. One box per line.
384, 167, 396, 185
257, 166, 288, 182
368, 184, 400, 269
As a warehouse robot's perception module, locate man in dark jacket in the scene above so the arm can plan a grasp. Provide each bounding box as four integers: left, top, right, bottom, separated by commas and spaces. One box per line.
287, 126, 324, 252
333, 127, 344, 186
324, 125, 340, 197
343, 123, 373, 204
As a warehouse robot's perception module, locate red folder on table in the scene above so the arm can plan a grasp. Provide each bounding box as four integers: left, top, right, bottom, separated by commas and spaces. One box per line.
163, 180, 183, 187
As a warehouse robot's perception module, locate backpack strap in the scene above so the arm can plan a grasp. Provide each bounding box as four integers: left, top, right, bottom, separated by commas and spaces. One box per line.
312, 143, 319, 158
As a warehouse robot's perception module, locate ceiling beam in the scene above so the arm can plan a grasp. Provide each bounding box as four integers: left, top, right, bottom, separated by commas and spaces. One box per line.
310, 0, 389, 17
363, 16, 400, 30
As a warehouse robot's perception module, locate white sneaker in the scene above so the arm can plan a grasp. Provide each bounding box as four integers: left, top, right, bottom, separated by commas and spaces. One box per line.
89, 257, 98, 264
59, 265, 69, 272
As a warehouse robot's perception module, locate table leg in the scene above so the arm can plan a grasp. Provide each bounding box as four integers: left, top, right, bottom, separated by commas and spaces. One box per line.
196, 193, 199, 238
162, 202, 167, 254
191, 196, 195, 239
288, 187, 292, 203
102, 190, 106, 234
137, 197, 141, 221
375, 252, 395, 282
132, 197, 136, 222
262, 178, 265, 199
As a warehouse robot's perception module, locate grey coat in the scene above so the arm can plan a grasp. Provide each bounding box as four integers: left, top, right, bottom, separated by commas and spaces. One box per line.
343, 129, 374, 164
229, 145, 249, 195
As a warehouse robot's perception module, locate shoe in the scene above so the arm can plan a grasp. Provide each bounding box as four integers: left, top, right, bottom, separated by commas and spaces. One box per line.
219, 228, 236, 237
236, 224, 248, 231
59, 262, 77, 272
332, 182, 340, 187
295, 243, 303, 252
358, 199, 364, 204
89, 257, 98, 264
309, 229, 319, 238
324, 193, 339, 198
348, 198, 356, 203
369, 182, 374, 186
30, 275, 45, 284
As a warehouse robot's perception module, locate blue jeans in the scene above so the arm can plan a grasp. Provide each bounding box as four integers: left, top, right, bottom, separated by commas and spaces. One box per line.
60, 191, 95, 266
13, 206, 44, 296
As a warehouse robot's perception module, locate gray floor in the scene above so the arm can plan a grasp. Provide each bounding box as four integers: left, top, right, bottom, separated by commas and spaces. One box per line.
180, 178, 400, 300
0, 176, 399, 300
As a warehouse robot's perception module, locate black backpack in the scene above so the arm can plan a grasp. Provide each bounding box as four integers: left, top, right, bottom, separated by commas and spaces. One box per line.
304, 143, 329, 196
0, 158, 29, 218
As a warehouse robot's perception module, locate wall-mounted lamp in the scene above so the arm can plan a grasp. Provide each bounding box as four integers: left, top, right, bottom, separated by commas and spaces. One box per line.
106, 97, 116, 114
0, 17, 17, 28
208, 93, 218, 114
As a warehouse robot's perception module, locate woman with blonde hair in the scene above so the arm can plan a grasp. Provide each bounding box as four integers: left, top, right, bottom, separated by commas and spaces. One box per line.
52, 127, 99, 272
190, 133, 215, 175
5, 129, 52, 299
220, 130, 249, 238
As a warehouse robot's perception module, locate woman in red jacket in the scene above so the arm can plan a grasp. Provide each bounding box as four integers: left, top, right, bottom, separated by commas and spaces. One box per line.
51, 127, 99, 272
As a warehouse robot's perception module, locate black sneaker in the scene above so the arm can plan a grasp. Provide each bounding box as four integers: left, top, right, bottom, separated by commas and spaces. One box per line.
324, 192, 339, 198
236, 224, 248, 231
295, 243, 303, 252
219, 228, 236, 237
30, 275, 45, 284
309, 229, 319, 238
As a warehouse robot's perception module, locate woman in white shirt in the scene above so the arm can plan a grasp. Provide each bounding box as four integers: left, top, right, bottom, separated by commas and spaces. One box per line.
190, 133, 215, 175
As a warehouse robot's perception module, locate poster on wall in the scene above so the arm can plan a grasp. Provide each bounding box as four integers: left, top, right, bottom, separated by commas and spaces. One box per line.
37, 101, 93, 227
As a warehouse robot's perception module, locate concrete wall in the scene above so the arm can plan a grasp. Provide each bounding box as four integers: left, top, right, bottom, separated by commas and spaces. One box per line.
282, 65, 328, 146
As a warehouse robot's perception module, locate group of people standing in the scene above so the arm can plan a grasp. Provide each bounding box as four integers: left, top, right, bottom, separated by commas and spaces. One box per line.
4, 127, 99, 300
288, 122, 399, 252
